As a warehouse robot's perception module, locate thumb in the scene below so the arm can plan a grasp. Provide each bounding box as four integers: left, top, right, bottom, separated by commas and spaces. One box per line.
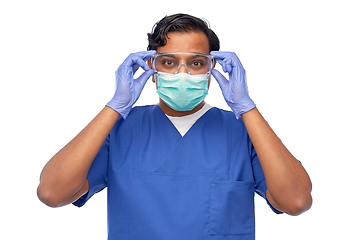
211, 69, 229, 91
135, 69, 154, 89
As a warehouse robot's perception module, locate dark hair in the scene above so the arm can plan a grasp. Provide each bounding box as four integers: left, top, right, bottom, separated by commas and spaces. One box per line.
147, 13, 220, 52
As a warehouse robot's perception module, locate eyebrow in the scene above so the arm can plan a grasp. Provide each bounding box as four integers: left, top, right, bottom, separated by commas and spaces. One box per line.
189, 54, 207, 59
159, 53, 207, 59
158, 54, 176, 58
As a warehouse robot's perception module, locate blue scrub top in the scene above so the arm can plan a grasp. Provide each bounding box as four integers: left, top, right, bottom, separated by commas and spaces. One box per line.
74, 105, 282, 240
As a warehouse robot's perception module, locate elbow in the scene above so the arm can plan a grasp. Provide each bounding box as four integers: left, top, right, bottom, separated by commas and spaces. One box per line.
37, 184, 63, 208
286, 193, 313, 216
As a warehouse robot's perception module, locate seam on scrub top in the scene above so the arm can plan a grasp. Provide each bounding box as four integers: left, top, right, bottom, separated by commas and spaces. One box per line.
227, 115, 231, 181
136, 107, 229, 177
136, 171, 228, 177
135, 107, 140, 177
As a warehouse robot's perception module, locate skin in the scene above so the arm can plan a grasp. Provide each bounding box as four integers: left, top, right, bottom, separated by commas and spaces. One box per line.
37, 107, 119, 207
37, 30, 312, 216
242, 108, 312, 215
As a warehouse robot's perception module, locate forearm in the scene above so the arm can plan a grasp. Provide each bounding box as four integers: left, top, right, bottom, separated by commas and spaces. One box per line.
241, 107, 312, 215
37, 106, 120, 207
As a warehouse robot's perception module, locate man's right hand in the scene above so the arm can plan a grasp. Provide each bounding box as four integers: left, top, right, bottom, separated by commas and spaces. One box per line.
106, 51, 156, 119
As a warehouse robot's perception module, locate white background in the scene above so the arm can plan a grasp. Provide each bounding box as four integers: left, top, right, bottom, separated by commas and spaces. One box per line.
1, 0, 359, 239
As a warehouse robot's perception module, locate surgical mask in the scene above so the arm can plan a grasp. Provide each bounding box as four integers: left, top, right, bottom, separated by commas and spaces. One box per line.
156, 72, 209, 111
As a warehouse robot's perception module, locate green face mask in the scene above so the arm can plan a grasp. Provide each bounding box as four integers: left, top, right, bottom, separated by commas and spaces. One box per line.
156, 72, 209, 111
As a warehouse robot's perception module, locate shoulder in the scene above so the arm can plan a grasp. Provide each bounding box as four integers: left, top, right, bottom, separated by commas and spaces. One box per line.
208, 107, 249, 141
210, 107, 246, 125
110, 105, 157, 132
115, 105, 158, 123
129, 105, 158, 116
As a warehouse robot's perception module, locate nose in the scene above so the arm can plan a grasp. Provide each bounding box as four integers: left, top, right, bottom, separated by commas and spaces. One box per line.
176, 63, 190, 74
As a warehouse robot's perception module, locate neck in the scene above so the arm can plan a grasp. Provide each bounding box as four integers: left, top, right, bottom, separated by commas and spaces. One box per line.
158, 99, 205, 117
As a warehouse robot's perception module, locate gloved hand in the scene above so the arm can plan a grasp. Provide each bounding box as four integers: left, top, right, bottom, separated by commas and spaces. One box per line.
210, 51, 256, 119
106, 50, 156, 119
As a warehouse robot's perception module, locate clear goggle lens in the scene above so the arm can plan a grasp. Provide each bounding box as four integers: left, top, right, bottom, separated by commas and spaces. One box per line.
151, 52, 214, 75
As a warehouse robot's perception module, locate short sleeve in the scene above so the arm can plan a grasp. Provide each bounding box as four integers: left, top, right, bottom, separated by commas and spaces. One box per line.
73, 135, 109, 207
250, 143, 283, 214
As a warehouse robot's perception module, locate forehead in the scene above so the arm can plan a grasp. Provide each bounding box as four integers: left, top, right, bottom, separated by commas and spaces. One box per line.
156, 31, 210, 54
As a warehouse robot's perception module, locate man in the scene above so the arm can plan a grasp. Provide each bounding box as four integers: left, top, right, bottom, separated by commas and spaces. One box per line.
37, 14, 312, 239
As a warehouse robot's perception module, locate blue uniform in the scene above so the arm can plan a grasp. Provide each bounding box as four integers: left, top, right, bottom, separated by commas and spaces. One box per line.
74, 105, 282, 239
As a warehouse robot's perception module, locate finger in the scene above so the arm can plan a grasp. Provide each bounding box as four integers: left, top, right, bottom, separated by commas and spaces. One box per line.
135, 51, 157, 73
211, 51, 234, 73
135, 69, 155, 88
135, 50, 157, 64
211, 69, 229, 91
220, 53, 244, 74
212, 58, 228, 74
141, 50, 157, 61
210, 51, 232, 60
226, 53, 244, 70
219, 59, 233, 74
131, 56, 150, 71
125, 51, 156, 71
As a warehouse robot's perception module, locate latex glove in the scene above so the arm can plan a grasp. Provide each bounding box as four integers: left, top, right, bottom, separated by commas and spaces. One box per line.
210, 51, 256, 119
106, 50, 156, 119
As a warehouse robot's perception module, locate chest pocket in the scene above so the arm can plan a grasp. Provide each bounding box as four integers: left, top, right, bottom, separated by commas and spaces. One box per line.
210, 181, 255, 236
137, 108, 230, 177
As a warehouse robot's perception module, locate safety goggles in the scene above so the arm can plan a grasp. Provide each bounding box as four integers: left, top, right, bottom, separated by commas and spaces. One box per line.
151, 52, 215, 75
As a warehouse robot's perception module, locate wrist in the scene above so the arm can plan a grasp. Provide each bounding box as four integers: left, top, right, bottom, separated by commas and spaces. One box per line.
104, 105, 122, 117
230, 99, 256, 119
106, 98, 132, 119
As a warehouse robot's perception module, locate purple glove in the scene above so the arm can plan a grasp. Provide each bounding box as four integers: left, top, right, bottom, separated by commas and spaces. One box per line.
106, 51, 156, 119
210, 51, 256, 119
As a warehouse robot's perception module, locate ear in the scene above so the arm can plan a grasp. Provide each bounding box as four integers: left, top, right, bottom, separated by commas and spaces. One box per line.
208, 61, 216, 89
147, 59, 155, 83
147, 59, 152, 69
212, 60, 217, 69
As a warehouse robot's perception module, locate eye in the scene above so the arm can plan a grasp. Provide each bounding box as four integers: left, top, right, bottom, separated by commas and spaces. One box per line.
191, 60, 204, 67
163, 60, 174, 66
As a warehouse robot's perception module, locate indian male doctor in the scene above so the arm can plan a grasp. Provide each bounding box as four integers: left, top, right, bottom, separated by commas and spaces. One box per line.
37, 14, 312, 240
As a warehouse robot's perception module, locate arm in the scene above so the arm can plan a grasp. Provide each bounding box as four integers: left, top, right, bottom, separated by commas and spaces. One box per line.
37, 107, 119, 207
241, 107, 312, 215
37, 51, 156, 207
211, 51, 312, 216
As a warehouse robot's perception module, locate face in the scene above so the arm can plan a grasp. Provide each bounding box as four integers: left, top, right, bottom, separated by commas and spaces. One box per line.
148, 31, 214, 117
